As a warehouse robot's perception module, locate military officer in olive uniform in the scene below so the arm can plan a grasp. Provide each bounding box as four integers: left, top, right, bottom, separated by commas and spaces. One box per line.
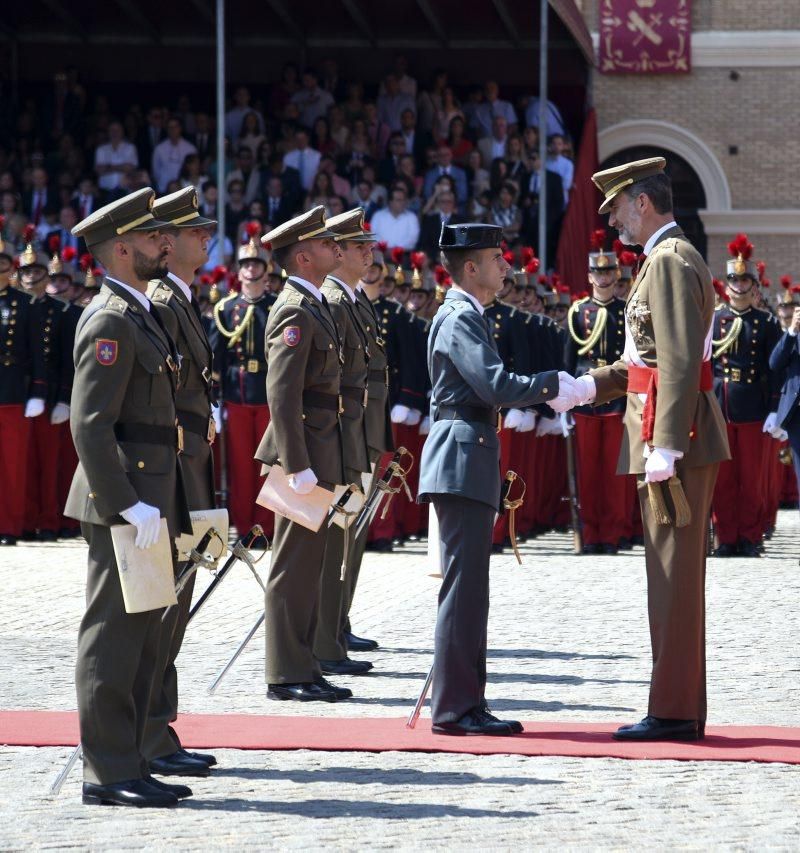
313, 208, 375, 679
254, 206, 349, 703
418, 223, 560, 736
550, 158, 730, 742
564, 234, 628, 554
67, 188, 192, 807
142, 186, 219, 776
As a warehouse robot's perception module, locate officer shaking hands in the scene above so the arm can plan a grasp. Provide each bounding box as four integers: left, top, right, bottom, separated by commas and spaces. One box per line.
417, 223, 564, 737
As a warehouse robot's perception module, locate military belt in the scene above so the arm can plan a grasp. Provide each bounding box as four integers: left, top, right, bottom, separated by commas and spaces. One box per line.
434, 405, 499, 428
114, 423, 183, 453
240, 359, 268, 373
177, 410, 216, 443
340, 385, 369, 407
303, 390, 344, 414
368, 368, 389, 385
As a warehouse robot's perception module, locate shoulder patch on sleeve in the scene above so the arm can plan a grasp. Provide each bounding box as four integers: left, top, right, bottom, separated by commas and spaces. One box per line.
283, 326, 301, 347
95, 338, 118, 365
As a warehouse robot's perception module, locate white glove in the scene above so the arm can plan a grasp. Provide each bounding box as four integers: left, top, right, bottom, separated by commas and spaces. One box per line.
518, 411, 537, 432
644, 447, 680, 484
573, 374, 597, 405
404, 408, 422, 426
775, 428, 789, 441
763, 412, 778, 434
212, 405, 223, 435
390, 404, 410, 424
288, 468, 318, 495
24, 398, 46, 418
547, 372, 579, 414
419, 415, 431, 435
50, 402, 70, 425
120, 501, 162, 550
536, 415, 562, 436
503, 408, 524, 430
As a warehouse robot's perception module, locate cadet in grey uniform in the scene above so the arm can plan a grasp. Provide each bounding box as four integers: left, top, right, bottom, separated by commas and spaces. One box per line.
418, 223, 563, 736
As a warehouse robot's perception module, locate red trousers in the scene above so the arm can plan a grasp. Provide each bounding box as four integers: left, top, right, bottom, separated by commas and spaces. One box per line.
24, 413, 62, 533
533, 434, 570, 529
780, 443, 799, 505
224, 402, 274, 538
57, 422, 80, 532
393, 423, 426, 537
712, 421, 768, 545
0, 405, 30, 536
518, 432, 543, 534
573, 413, 628, 546
762, 436, 782, 533
621, 474, 643, 540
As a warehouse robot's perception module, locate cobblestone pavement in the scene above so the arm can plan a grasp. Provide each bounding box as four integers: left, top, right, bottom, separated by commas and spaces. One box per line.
1, 510, 799, 848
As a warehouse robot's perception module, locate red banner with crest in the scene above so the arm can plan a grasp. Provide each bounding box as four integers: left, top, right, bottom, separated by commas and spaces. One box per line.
599, 0, 691, 74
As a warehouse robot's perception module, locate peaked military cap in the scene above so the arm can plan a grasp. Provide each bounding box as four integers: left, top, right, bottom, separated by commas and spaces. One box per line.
72, 187, 170, 248
152, 186, 217, 228
439, 223, 503, 250
591, 157, 667, 214
261, 204, 338, 250
326, 208, 374, 243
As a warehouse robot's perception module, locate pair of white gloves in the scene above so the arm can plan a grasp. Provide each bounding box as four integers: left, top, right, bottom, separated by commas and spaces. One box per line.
24, 398, 70, 425
763, 412, 788, 442
548, 370, 681, 484
390, 404, 422, 427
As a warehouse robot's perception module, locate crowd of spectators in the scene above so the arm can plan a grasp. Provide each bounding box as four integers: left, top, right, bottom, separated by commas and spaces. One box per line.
0, 61, 576, 270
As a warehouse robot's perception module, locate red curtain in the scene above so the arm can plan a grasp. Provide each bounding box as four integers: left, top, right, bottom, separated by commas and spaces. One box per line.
555, 108, 603, 294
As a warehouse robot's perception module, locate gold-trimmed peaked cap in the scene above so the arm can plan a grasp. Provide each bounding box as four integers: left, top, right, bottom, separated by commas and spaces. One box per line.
72, 187, 170, 248
152, 186, 217, 228
591, 157, 666, 215
326, 207, 374, 243
261, 204, 338, 250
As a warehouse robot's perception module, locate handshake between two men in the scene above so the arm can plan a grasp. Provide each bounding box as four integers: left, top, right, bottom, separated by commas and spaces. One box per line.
548, 370, 682, 485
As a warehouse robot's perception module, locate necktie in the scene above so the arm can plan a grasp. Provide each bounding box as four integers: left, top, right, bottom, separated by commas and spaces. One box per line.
190, 295, 203, 322
33, 192, 43, 225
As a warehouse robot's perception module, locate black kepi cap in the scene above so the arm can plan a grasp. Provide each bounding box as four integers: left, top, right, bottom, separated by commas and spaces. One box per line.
439, 223, 503, 250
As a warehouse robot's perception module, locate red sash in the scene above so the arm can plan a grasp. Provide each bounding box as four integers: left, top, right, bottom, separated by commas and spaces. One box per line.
627, 361, 713, 442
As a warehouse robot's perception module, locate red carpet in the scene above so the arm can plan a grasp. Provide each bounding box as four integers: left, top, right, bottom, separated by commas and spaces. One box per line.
3, 710, 800, 764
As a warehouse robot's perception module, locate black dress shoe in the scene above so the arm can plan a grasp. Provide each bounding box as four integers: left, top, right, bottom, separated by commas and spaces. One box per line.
314, 675, 352, 700
145, 775, 192, 799
713, 543, 737, 558
177, 747, 217, 767
318, 657, 373, 675
267, 682, 337, 702
582, 543, 600, 555
478, 701, 523, 734
739, 540, 761, 557
82, 779, 178, 807
367, 538, 393, 553
631, 535, 645, 546
617, 537, 632, 550
490, 543, 504, 554
19, 530, 37, 542
58, 526, 81, 539
150, 751, 210, 778
345, 631, 379, 652
37, 529, 57, 542
612, 715, 700, 741
0, 534, 16, 546
602, 543, 619, 555
433, 708, 515, 737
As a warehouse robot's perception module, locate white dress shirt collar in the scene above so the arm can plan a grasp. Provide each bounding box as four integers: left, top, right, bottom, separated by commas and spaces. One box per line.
105, 276, 151, 311
642, 220, 678, 256
328, 275, 357, 302
167, 271, 193, 302
453, 285, 485, 315
288, 275, 323, 302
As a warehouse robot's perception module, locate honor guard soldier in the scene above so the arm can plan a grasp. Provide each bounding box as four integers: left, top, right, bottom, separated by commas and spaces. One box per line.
418, 222, 560, 736
254, 206, 349, 703
0, 230, 46, 545
143, 186, 219, 776
710, 235, 782, 557
564, 230, 628, 554
210, 222, 276, 541
314, 208, 375, 681
66, 187, 193, 807
18, 230, 70, 541
551, 157, 730, 742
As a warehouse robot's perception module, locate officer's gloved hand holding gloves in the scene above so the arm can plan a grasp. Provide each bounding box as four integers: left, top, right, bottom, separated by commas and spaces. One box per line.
288, 468, 318, 495
120, 502, 162, 549
762, 412, 787, 440
503, 408, 524, 430
518, 411, 537, 432
535, 415, 562, 437
24, 398, 46, 418
212, 404, 223, 435
404, 408, 422, 426
548, 373, 596, 413
50, 402, 70, 425
644, 447, 682, 484
390, 404, 410, 424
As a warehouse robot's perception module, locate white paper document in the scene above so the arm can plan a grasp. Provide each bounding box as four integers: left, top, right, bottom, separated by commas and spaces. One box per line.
256, 465, 335, 532
330, 483, 366, 530
111, 519, 177, 614
174, 508, 230, 559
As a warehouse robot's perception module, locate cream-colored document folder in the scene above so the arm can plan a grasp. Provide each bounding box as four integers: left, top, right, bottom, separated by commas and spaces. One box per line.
111, 519, 177, 613
256, 465, 334, 532
174, 508, 230, 559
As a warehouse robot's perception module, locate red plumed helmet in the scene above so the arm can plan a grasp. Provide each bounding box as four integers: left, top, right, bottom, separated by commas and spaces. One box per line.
502, 250, 515, 266
521, 246, 534, 266
410, 251, 427, 270
537, 274, 548, 285
376, 241, 388, 253
390, 246, 404, 265
79, 253, 94, 272
0, 215, 5, 229
62, 246, 77, 263
756, 260, 767, 282
781, 274, 793, 290
434, 265, 448, 285
589, 229, 606, 251
244, 221, 261, 240
199, 273, 212, 285
727, 233, 753, 260
618, 249, 638, 267
211, 264, 228, 283
48, 233, 61, 254
612, 238, 624, 255
525, 258, 540, 274
23, 224, 36, 244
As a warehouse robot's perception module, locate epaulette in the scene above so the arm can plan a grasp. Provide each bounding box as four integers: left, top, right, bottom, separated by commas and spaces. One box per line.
149, 282, 174, 305
324, 286, 346, 304
279, 288, 305, 307
103, 293, 130, 315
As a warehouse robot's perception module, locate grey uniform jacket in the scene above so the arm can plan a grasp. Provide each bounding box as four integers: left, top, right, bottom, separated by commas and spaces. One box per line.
418, 288, 559, 510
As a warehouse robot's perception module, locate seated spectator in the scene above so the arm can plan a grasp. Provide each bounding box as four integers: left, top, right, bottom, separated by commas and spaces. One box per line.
173, 93, 197, 137
200, 180, 218, 219
444, 113, 472, 166
260, 151, 302, 212
47, 206, 81, 254
522, 153, 565, 261
327, 195, 347, 217
361, 164, 387, 207
94, 120, 138, 194
191, 111, 214, 165
224, 178, 247, 240
486, 181, 522, 244
152, 117, 197, 192
238, 110, 266, 157
328, 105, 350, 154
546, 133, 574, 206
338, 130, 374, 185
227, 145, 261, 205
342, 82, 365, 124
395, 154, 423, 212
263, 175, 294, 227
523, 96, 566, 138
421, 174, 456, 215
423, 144, 467, 207
304, 171, 336, 213
318, 154, 351, 198
489, 157, 512, 197
417, 68, 448, 135
179, 153, 209, 198
23, 166, 57, 226
71, 176, 100, 220
379, 56, 418, 99
312, 116, 338, 158
465, 148, 490, 198
282, 128, 321, 191
320, 58, 346, 102
398, 107, 432, 171
505, 133, 530, 189
477, 115, 509, 168
291, 68, 335, 130
377, 132, 406, 187
269, 62, 300, 115
377, 73, 415, 132
418, 189, 464, 258
225, 85, 265, 140
522, 125, 540, 160
471, 81, 517, 138
363, 103, 391, 159
351, 179, 381, 222
370, 184, 419, 250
